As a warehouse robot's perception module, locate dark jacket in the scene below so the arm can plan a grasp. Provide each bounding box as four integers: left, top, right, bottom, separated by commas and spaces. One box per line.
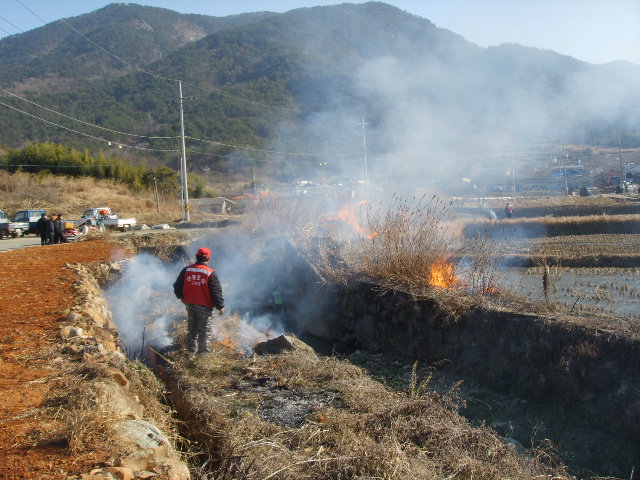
45, 218, 55, 235
54, 218, 64, 234
36, 216, 47, 235
173, 262, 224, 311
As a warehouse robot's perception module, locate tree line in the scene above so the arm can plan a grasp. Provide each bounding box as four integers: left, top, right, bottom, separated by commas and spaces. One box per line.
0, 142, 209, 198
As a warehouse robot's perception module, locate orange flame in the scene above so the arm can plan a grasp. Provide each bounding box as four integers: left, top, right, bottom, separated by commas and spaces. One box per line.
214, 333, 237, 351
429, 259, 458, 290
329, 202, 378, 238
333, 203, 367, 236
480, 285, 499, 295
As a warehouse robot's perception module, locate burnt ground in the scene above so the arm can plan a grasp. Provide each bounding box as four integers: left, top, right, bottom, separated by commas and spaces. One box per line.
0, 239, 132, 480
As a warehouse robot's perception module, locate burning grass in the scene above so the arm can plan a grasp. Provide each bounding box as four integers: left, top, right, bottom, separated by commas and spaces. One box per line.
164, 344, 569, 480
343, 195, 503, 302
243, 193, 507, 314
358, 195, 457, 287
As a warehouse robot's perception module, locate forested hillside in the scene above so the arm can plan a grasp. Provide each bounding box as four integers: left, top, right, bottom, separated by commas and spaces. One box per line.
1, 1, 639, 184
0, 4, 275, 91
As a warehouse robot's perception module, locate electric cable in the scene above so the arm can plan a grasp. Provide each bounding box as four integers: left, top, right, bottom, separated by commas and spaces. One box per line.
0, 87, 180, 140
0, 100, 181, 152
184, 149, 364, 164
0, 99, 365, 163
184, 135, 362, 157
14, 0, 336, 116
0, 15, 23, 34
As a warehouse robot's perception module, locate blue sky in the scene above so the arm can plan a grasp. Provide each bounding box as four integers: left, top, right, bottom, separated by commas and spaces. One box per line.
1, 0, 639, 65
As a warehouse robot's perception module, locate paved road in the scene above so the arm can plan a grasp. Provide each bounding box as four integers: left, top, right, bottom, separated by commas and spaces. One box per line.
0, 227, 209, 253
0, 235, 42, 252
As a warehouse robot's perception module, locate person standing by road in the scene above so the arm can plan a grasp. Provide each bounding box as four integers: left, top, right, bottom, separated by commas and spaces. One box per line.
44, 214, 55, 245
36, 212, 48, 245
53, 213, 68, 244
173, 247, 224, 355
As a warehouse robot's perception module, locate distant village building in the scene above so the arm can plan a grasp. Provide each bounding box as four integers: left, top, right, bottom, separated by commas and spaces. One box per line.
517, 164, 594, 193
190, 197, 236, 215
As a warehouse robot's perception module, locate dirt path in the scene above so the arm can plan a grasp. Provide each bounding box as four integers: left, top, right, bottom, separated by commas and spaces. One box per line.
0, 240, 131, 480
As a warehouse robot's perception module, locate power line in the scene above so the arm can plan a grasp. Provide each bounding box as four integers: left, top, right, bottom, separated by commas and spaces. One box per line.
0, 98, 364, 161
184, 135, 362, 157
183, 148, 364, 164
5, 92, 635, 167
14, 0, 45, 26
0, 100, 181, 153
0, 15, 23, 34
0, 163, 150, 169
0, 87, 180, 140
12, 0, 336, 116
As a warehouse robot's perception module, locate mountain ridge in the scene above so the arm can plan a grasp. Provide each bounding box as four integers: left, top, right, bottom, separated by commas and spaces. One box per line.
0, 2, 638, 181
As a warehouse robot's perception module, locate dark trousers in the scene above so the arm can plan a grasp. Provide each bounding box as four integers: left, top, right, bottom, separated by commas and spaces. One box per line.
185, 304, 213, 353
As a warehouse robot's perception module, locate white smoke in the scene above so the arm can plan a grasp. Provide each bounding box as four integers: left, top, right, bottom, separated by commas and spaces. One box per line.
106, 234, 287, 360
106, 253, 181, 359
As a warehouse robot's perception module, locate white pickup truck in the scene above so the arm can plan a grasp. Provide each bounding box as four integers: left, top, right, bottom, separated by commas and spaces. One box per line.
80, 207, 137, 231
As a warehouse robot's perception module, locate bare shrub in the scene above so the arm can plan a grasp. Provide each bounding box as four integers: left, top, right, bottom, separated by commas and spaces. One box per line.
458, 231, 504, 296
359, 195, 456, 287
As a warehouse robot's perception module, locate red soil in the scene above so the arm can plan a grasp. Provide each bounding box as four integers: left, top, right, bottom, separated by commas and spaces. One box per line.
0, 240, 131, 480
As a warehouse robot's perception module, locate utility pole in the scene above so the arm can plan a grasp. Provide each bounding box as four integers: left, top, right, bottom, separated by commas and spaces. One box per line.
319, 162, 327, 184
253, 167, 257, 193
179, 81, 190, 221
619, 135, 623, 193
356, 117, 370, 199
562, 146, 569, 196
170, 81, 195, 222
153, 170, 160, 212
509, 121, 516, 199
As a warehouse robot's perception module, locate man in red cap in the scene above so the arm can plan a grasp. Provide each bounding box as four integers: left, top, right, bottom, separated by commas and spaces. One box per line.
173, 247, 224, 354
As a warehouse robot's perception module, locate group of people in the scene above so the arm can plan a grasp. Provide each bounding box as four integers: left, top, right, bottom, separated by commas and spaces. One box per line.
35, 212, 69, 245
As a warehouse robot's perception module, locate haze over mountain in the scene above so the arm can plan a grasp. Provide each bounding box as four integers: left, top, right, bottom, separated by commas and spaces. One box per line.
0, 1, 638, 186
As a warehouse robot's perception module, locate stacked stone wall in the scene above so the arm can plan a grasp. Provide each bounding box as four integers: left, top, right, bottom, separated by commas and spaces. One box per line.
276, 246, 640, 441
62, 262, 190, 480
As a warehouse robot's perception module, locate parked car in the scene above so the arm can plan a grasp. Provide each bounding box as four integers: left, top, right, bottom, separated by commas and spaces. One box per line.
80, 206, 136, 231
579, 186, 601, 197
11, 209, 46, 235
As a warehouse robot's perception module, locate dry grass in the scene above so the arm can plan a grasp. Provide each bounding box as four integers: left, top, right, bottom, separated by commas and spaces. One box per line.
359, 195, 457, 287
165, 345, 569, 480
42, 354, 177, 458
240, 193, 514, 319
0, 171, 183, 224
464, 213, 640, 238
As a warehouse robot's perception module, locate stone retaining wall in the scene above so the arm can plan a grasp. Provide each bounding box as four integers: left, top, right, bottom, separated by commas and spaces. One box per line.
62, 262, 190, 480
275, 242, 640, 441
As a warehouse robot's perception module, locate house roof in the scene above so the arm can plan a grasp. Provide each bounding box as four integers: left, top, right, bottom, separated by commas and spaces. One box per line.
190, 197, 236, 206
546, 168, 589, 177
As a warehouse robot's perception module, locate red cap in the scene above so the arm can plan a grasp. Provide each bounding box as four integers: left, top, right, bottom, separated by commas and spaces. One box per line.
196, 247, 211, 259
